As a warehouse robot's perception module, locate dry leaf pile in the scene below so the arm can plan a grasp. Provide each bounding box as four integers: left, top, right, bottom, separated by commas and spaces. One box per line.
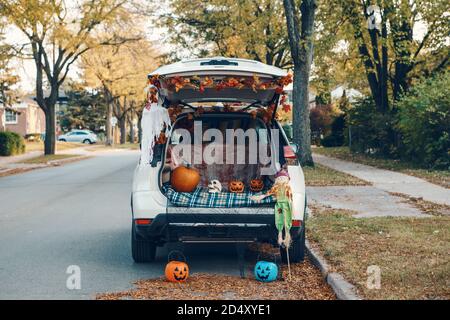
97, 257, 335, 300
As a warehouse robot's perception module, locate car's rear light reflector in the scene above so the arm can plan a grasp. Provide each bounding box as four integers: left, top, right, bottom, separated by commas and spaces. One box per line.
283, 145, 297, 159
135, 219, 152, 225
292, 220, 302, 227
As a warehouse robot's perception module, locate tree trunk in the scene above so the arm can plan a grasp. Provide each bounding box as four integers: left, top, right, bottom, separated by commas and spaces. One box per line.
283, 0, 316, 166
137, 114, 142, 144
128, 113, 135, 144
105, 102, 112, 145
44, 105, 56, 155
119, 117, 126, 144
292, 65, 314, 166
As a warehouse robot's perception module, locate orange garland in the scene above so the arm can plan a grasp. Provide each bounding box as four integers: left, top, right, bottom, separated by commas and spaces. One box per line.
148, 73, 293, 124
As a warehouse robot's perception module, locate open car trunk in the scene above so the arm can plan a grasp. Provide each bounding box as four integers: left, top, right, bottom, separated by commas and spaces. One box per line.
146, 57, 293, 211
159, 112, 283, 211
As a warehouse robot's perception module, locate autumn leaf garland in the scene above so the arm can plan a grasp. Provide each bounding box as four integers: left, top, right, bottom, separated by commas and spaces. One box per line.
148, 73, 292, 94
148, 73, 293, 123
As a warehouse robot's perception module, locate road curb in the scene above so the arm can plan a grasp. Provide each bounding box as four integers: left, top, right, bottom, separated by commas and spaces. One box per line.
0, 155, 90, 178
47, 155, 90, 166
306, 239, 362, 300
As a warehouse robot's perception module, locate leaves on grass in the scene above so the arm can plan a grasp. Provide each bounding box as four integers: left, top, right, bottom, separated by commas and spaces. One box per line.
96, 258, 335, 300
308, 205, 450, 299
303, 164, 369, 186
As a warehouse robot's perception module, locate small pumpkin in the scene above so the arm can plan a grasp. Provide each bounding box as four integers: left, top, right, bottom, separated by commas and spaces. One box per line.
165, 251, 189, 283
229, 179, 245, 193
249, 178, 264, 192
254, 260, 278, 282
171, 165, 200, 192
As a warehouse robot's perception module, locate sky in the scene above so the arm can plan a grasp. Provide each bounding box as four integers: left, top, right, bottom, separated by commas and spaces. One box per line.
4, 1, 171, 95
4, 3, 429, 95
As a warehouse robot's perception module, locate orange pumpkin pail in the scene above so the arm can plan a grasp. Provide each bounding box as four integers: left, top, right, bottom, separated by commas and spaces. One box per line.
171, 165, 200, 192
165, 251, 189, 283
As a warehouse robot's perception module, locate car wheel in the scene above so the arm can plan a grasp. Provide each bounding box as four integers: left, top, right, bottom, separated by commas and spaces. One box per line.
280, 226, 306, 264
82, 139, 91, 144
131, 224, 157, 263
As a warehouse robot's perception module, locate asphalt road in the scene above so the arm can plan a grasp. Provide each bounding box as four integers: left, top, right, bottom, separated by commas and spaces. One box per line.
0, 150, 248, 299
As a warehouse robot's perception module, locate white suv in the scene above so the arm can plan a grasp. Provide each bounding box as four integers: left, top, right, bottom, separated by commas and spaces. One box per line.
58, 130, 97, 144
131, 57, 306, 263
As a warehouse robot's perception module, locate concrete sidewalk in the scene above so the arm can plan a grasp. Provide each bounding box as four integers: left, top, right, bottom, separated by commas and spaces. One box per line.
313, 153, 450, 206
0, 151, 42, 166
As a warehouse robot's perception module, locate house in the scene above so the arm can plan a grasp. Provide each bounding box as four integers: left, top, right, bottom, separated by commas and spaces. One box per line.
331, 85, 363, 103
0, 96, 46, 137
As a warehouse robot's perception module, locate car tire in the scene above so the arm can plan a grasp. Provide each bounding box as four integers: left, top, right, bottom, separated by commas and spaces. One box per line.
131, 225, 157, 263
280, 226, 306, 264
83, 139, 91, 144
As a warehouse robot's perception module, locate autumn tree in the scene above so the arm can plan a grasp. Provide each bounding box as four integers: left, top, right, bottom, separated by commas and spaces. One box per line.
283, 0, 317, 166
316, 0, 450, 112
159, 0, 292, 67
0, 26, 20, 110
81, 40, 159, 144
0, 0, 144, 154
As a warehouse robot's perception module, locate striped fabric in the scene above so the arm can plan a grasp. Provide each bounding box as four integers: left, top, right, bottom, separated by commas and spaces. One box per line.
163, 185, 276, 208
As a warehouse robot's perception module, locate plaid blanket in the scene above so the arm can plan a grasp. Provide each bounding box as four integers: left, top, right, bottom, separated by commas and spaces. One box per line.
163, 185, 276, 208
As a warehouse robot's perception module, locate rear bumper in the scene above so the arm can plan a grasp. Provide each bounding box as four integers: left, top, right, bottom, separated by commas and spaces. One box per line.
133, 213, 303, 245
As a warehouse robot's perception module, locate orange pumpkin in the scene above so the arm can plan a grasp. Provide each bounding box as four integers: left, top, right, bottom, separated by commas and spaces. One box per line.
249, 178, 264, 192
229, 179, 245, 193
165, 261, 189, 282
171, 165, 200, 192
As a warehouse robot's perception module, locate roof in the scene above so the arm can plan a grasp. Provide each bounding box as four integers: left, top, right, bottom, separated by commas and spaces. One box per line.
331, 86, 363, 102
149, 56, 287, 78
0, 96, 39, 110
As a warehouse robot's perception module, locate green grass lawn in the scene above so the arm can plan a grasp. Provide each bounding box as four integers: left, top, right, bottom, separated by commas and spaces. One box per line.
313, 146, 450, 189
308, 205, 450, 300
88, 143, 140, 151
25, 141, 85, 152
20, 154, 80, 164
303, 163, 369, 186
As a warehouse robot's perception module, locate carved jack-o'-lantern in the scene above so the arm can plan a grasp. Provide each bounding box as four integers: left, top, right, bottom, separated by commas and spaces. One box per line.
165, 251, 189, 283
171, 165, 200, 192
229, 179, 245, 193
254, 260, 278, 282
249, 178, 264, 192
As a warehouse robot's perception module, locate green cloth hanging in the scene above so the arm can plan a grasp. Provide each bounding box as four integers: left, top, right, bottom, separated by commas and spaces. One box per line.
274, 185, 292, 246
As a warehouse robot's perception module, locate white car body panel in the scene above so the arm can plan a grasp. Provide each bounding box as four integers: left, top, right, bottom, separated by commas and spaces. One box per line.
149, 56, 287, 78
132, 163, 167, 219
287, 165, 306, 220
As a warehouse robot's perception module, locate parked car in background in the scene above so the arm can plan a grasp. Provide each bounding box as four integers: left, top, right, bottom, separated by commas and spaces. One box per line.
58, 130, 97, 144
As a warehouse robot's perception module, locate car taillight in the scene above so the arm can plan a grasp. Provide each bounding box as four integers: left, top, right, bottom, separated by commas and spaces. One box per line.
283, 145, 296, 159
292, 220, 302, 227
135, 219, 152, 225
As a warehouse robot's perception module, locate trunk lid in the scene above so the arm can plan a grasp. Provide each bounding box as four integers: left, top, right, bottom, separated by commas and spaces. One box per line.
148, 57, 291, 111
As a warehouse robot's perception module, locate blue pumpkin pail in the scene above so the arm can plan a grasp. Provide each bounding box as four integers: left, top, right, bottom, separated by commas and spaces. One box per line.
254, 253, 279, 282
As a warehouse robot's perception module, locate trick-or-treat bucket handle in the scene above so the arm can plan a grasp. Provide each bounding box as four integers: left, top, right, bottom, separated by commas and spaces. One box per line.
168, 250, 186, 263
256, 252, 279, 264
